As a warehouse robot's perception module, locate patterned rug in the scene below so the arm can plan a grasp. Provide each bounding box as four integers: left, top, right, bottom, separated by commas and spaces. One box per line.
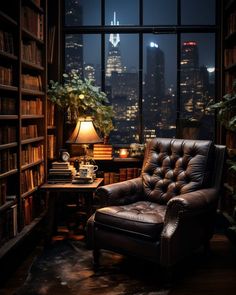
16, 239, 170, 295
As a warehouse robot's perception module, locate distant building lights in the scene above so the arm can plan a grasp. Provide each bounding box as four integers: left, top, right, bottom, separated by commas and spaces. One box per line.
150, 42, 158, 48
207, 67, 215, 73
183, 41, 197, 46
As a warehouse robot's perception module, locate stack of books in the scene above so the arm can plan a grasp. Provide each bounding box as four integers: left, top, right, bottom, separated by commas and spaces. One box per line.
93, 144, 113, 160
48, 161, 76, 183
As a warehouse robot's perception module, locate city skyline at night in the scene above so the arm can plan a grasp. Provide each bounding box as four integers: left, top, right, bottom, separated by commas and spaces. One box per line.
65, 0, 216, 143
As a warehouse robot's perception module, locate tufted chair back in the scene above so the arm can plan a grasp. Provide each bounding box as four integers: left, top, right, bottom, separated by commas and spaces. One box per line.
142, 138, 214, 204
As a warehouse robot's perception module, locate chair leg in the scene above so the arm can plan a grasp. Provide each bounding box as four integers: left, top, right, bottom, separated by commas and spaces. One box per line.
93, 248, 100, 267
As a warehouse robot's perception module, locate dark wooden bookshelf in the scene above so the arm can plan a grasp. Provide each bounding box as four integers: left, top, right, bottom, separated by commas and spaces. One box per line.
0, 142, 18, 150
0, 169, 18, 179
22, 60, 44, 71
21, 159, 44, 171
220, 0, 236, 244
0, 10, 17, 26
0, 0, 48, 262
0, 200, 16, 213
0, 84, 18, 92
0, 50, 18, 60
21, 89, 45, 96
0, 115, 18, 120
0, 211, 47, 260
22, 28, 44, 44
225, 63, 236, 72
21, 136, 45, 145
22, 114, 44, 119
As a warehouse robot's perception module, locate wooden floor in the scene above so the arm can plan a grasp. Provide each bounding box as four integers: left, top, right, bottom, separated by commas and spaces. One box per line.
0, 233, 235, 295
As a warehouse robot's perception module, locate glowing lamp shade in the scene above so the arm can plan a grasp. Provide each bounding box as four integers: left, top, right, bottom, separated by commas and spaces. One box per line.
67, 118, 102, 144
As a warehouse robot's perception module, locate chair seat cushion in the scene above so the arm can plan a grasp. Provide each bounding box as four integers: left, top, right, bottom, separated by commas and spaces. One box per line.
94, 201, 166, 241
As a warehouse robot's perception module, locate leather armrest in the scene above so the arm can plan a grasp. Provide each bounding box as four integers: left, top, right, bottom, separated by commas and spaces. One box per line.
95, 177, 144, 206
165, 188, 218, 220
160, 188, 218, 267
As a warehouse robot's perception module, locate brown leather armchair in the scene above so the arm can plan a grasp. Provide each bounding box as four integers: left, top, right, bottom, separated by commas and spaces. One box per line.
86, 138, 225, 273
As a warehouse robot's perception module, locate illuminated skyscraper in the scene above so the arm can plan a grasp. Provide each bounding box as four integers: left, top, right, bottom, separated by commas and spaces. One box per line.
84, 64, 96, 81
144, 42, 165, 140
180, 41, 209, 120
106, 12, 124, 78
65, 0, 83, 75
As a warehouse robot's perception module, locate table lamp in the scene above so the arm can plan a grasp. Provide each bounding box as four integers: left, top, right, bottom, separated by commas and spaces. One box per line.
66, 117, 102, 162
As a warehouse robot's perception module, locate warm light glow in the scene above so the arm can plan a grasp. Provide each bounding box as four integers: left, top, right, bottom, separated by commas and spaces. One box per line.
119, 148, 129, 158
67, 118, 102, 144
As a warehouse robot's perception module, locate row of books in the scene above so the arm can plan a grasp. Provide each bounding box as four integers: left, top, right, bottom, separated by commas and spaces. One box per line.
22, 194, 45, 227
0, 66, 13, 86
21, 164, 44, 194
21, 144, 44, 166
21, 74, 42, 91
225, 72, 235, 94
22, 98, 42, 115
33, 0, 41, 7
47, 135, 56, 159
0, 30, 14, 55
48, 161, 76, 183
93, 144, 113, 160
0, 179, 7, 206
0, 97, 16, 115
224, 47, 236, 68
0, 126, 17, 145
103, 167, 141, 185
22, 6, 44, 40
0, 150, 17, 174
47, 100, 55, 126
227, 12, 236, 36
0, 202, 17, 247
21, 124, 38, 140
22, 40, 42, 66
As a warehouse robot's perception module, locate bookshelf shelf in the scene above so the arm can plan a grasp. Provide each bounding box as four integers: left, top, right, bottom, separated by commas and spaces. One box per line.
0, 115, 18, 120
21, 187, 39, 199
0, 200, 16, 213
47, 125, 56, 130
0, 84, 18, 92
0, 142, 18, 151
24, 0, 44, 14
0, 0, 48, 264
21, 89, 45, 96
22, 60, 44, 71
0, 50, 18, 60
0, 211, 46, 260
0, 169, 18, 180
21, 159, 44, 171
22, 28, 44, 44
225, 0, 236, 11
0, 10, 17, 26
21, 136, 44, 145
22, 114, 44, 119
225, 63, 236, 72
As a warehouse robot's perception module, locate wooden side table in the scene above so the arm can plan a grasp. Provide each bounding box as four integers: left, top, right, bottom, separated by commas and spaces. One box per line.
40, 178, 104, 241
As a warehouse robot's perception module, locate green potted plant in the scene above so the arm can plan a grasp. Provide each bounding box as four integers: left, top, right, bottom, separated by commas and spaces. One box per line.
209, 79, 236, 142
47, 70, 114, 140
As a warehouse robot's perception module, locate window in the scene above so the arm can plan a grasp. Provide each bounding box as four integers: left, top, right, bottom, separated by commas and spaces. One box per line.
64, 0, 218, 144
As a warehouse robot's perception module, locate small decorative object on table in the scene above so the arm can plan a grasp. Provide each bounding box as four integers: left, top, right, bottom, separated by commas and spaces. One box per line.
72, 164, 98, 184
